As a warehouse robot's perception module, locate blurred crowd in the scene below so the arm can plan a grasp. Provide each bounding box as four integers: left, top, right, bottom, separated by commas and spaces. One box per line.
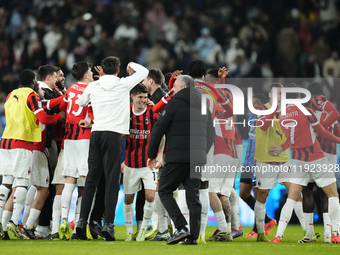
1, 0, 340, 130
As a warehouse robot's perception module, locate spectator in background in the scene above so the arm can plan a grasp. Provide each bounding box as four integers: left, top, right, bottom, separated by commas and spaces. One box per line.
304, 54, 322, 78
147, 41, 169, 71
50, 40, 68, 73
323, 51, 340, 78
163, 16, 179, 45
114, 19, 138, 43
311, 35, 331, 69
43, 26, 62, 59
225, 37, 245, 75
194, 27, 217, 63
146, 3, 167, 44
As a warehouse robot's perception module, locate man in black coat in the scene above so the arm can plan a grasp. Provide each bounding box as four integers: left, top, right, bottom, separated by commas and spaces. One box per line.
147, 75, 215, 245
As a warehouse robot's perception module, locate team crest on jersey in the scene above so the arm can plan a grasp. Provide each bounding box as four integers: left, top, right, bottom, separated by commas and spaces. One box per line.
28, 167, 31, 175
46, 177, 49, 184
257, 179, 261, 187
145, 118, 149, 124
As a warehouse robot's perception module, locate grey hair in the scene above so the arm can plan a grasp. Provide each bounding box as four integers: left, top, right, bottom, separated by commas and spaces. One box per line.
177, 75, 195, 88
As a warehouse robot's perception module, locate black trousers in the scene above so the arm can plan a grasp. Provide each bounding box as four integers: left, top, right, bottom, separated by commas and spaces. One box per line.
80, 131, 121, 224
158, 163, 201, 240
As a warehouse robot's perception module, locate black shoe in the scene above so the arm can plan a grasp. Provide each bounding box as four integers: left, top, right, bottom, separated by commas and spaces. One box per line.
21, 227, 37, 240
89, 220, 104, 239
76, 218, 87, 240
71, 233, 79, 240
102, 223, 115, 241
45, 232, 59, 240
1, 231, 10, 240
181, 238, 198, 245
166, 227, 191, 245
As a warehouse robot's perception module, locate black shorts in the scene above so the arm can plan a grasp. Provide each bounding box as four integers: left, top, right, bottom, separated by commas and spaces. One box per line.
240, 166, 256, 185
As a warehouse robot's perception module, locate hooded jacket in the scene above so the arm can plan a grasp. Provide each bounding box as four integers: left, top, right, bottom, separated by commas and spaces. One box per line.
77, 62, 148, 134
147, 86, 215, 164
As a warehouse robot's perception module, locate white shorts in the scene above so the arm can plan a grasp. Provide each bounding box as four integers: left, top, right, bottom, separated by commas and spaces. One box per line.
123, 166, 157, 194
208, 154, 238, 197
0, 148, 32, 179
30, 151, 49, 188
255, 161, 292, 190
290, 157, 336, 188
52, 149, 85, 187
236, 144, 243, 172
201, 145, 214, 182
63, 139, 89, 178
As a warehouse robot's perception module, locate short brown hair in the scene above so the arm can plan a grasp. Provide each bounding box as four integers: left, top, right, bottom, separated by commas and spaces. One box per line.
147, 68, 164, 85
270, 82, 283, 90
101, 56, 120, 74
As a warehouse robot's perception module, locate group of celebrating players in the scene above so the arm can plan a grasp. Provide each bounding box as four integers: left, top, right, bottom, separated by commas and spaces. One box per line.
0, 56, 340, 245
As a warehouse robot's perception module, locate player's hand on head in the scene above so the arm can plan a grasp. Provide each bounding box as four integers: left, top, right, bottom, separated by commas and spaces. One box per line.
269, 145, 283, 156
218, 67, 229, 78
147, 158, 157, 170
146, 98, 154, 107
172, 70, 183, 79
127, 62, 135, 75
59, 111, 66, 119
94, 66, 104, 79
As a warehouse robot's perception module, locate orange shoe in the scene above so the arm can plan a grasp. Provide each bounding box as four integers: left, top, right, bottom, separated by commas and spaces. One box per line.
245, 230, 258, 238
331, 234, 340, 243
270, 236, 282, 243
265, 219, 277, 235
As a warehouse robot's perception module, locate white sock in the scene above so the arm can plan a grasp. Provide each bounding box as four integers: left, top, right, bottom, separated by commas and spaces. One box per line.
155, 192, 168, 232
276, 198, 296, 237
2, 210, 12, 231
73, 197, 82, 234
199, 188, 209, 236
215, 210, 227, 231
21, 186, 37, 226
12, 187, 27, 224
254, 201, 266, 234
124, 203, 134, 234
304, 213, 314, 236
25, 208, 41, 229
52, 195, 61, 234
230, 188, 240, 230
61, 183, 75, 220
328, 197, 340, 234
323, 212, 332, 237
294, 201, 305, 231
177, 189, 189, 228
141, 201, 155, 229
0, 185, 10, 219
227, 222, 231, 234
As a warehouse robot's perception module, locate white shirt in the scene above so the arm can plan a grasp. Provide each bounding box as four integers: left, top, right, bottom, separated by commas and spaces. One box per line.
76, 62, 148, 134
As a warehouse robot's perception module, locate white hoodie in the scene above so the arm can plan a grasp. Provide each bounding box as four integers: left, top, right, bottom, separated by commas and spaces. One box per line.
77, 62, 148, 134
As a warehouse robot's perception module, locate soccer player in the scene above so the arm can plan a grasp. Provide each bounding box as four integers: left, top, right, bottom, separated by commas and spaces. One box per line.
239, 93, 277, 238
123, 84, 160, 241
0, 69, 65, 239
300, 82, 340, 243
58, 61, 94, 240
270, 89, 340, 243
253, 83, 292, 242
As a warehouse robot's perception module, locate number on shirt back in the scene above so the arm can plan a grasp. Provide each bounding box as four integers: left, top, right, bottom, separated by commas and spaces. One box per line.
67, 91, 83, 116
283, 121, 296, 144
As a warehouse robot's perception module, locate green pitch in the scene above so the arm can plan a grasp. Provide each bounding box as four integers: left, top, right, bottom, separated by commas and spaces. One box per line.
1, 225, 339, 255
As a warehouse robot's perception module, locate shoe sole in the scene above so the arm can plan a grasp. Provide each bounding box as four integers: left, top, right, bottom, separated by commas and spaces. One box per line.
166, 233, 191, 245
102, 230, 115, 241
7, 224, 22, 239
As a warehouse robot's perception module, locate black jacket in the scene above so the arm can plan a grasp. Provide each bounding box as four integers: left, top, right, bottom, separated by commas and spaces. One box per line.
147, 86, 215, 164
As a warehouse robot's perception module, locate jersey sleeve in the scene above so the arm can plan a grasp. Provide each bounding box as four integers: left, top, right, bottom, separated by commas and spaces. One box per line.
306, 108, 320, 126
310, 95, 327, 112
27, 93, 44, 115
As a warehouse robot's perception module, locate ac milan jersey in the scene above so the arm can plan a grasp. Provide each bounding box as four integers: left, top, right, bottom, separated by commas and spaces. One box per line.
310, 95, 337, 155
64, 82, 91, 140
125, 105, 158, 168
33, 119, 47, 153
279, 105, 324, 161
0, 92, 42, 152
194, 80, 237, 158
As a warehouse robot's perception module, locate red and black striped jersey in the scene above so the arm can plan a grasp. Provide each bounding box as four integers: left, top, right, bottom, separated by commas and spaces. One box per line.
64, 82, 92, 140
125, 105, 158, 168
310, 95, 337, 155
279, 105, 325, 161
195, 80, 237, 158
1, 92, 42, 151
33, 119, 47, 153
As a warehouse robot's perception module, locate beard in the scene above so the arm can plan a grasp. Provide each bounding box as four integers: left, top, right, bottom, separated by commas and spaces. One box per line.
56, 80, 65, 91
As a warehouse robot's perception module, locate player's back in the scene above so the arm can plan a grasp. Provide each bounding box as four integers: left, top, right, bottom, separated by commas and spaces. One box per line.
279, 105, 318, 149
